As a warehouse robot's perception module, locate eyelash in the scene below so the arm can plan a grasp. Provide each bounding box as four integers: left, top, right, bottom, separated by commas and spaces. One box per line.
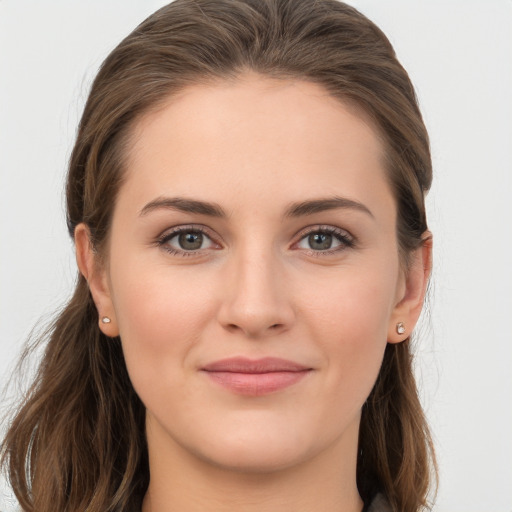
156, 224, 355, 257
156, 225, 216, 257
294, 225, 355, 257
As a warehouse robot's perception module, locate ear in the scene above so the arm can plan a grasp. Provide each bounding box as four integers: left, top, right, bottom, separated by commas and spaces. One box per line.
75, 223, 119, 337
387, 232, 432, 343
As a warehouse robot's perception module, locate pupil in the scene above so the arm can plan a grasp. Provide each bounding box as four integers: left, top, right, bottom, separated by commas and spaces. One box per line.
309, 233, 332, 250
179, 232, 203, 250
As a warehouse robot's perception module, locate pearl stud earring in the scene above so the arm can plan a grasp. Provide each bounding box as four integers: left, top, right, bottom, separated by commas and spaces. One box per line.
101, 316, 111, 324
396, 322, 405, 335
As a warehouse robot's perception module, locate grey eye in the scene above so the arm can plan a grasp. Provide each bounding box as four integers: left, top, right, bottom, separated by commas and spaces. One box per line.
165, 230, 214, 251
178, 231, 204, 250
297, 231, 343, 251
307, 232, 334, 250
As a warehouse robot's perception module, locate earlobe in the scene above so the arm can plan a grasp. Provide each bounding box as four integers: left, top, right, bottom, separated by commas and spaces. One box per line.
74, 223, 119, 337
388, 233, 432, 344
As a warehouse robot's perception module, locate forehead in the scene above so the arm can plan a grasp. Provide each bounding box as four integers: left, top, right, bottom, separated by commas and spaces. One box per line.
121, 75, 393, 218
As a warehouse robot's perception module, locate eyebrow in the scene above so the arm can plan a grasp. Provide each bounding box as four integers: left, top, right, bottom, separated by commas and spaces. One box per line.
139, 197, 226, 217
284, 196, 374, 219
139, 195, 373, 219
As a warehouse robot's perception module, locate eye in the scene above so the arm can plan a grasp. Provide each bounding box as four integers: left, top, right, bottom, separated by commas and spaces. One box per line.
157, 226, 217, 255
295, 226, 354, 253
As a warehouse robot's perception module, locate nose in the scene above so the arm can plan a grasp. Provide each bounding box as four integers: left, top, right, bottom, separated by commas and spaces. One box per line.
217, 248, 295, 338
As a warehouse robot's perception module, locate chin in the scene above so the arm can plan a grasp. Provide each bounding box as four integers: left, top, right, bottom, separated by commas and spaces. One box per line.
194, 439, 310, 474
183, 414, 342, 475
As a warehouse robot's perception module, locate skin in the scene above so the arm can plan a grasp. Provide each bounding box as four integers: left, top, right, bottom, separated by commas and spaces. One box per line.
76, 74, 431, 512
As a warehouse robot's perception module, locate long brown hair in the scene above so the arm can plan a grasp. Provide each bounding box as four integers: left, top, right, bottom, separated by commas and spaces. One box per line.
1, 1, 436, 510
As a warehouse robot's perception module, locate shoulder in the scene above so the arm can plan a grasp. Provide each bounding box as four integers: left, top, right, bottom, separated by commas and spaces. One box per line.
366, 493, 393, 512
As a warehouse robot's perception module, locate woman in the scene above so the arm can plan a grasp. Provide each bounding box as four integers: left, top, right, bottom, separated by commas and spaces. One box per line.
1, 1, 436, 511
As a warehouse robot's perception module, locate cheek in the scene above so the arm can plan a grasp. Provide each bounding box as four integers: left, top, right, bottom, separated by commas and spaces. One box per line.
109, 262, 218, 390
299, 263, 398, 400
301, 260, 397, 343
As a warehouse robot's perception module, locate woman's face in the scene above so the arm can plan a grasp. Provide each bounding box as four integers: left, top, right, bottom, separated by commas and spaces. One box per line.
86, 75, 423, 473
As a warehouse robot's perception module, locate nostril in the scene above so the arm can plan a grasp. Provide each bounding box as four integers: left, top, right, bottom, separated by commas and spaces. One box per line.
224, 322, 282, 335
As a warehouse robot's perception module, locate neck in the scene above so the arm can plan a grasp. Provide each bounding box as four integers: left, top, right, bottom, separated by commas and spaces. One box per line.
142, 418, 363, 512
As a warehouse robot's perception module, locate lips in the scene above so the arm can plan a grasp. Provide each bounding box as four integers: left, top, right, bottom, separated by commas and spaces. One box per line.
201, 357, 312, 396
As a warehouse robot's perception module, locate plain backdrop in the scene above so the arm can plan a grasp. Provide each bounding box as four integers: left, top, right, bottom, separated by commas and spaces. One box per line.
1, 1, 511, 511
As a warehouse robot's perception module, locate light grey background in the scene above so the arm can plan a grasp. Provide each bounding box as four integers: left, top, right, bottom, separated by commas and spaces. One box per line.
1, 1, 511, 511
